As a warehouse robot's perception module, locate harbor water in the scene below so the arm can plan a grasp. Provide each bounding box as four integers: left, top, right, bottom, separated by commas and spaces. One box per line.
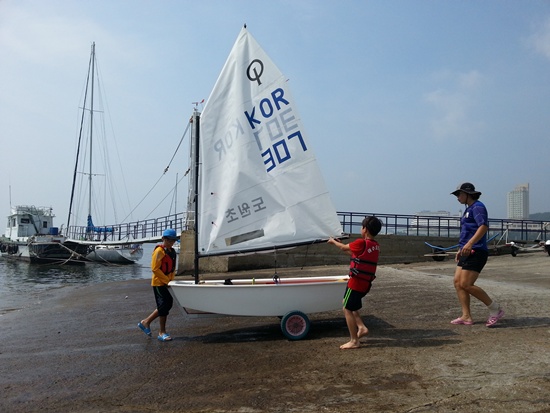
0, 243, 156, 316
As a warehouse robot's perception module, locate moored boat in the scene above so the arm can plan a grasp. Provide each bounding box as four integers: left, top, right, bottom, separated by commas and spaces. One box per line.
1, 205, 87, 264
86, 244, 144, 264
67, 42, 143, 264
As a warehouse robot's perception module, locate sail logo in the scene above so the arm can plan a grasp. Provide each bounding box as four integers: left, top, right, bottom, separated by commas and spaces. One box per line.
245, 88, 289, 129
246, 59, 264, 86
225, 197, 266, 224
212, 117, 245, 162
244, 88, 308, 173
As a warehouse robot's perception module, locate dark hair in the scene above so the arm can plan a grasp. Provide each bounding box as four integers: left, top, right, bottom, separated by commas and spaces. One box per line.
362, 216, 382, 236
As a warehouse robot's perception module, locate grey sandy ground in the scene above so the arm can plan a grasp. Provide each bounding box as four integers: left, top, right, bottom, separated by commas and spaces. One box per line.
1, 253, 549, 412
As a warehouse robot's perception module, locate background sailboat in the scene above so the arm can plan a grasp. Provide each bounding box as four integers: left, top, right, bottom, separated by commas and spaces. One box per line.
68, 42, 143, 264
169, 28, 347, 340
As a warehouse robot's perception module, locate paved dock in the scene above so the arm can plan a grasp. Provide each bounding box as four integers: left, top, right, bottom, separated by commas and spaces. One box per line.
1, 253, 549, 412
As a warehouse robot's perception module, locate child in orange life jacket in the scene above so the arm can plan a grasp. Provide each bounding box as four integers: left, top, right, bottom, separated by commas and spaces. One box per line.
328, 216, 382, 349
138, 228, 179, 342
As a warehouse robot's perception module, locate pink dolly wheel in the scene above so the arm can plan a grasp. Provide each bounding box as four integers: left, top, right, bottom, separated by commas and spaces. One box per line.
281, 311, 310, 340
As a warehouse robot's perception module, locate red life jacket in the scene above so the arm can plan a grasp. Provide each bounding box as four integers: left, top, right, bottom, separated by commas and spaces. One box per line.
349, 240, 379, 283
155, 245, 177, 275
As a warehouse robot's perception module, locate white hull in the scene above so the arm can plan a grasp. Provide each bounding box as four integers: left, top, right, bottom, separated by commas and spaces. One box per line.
86, 245, 143, 264
169, 275, 349, 317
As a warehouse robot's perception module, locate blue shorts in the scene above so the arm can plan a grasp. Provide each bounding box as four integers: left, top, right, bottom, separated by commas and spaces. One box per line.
153, 286, 173, 316
457, 249, 488, 273
343, 287, 367, 312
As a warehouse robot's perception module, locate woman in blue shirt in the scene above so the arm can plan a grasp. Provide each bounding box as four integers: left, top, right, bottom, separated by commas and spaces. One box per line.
450, 183, 504, 327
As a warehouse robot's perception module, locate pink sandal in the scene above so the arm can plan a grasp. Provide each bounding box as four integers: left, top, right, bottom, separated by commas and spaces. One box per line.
486, 309, 504, 327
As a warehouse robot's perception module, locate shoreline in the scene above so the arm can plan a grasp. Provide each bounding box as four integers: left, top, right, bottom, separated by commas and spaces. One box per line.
1, 253, 549, 412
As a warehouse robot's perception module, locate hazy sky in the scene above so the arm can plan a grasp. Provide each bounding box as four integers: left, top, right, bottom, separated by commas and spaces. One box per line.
1, 0, 549, 228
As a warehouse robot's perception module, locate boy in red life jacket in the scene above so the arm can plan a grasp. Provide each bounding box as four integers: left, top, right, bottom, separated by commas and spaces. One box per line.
138, 228, 179, 342
328, 216, 382, 349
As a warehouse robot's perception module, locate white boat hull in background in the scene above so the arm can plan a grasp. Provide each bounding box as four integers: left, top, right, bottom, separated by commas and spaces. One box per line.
169, 275, 348, 317
86, 245, 143, 264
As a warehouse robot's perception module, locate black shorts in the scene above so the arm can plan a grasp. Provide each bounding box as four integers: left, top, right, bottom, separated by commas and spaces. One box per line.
153, 285, 173, 317
343, 287, 367, 312
457, 249, 488, 273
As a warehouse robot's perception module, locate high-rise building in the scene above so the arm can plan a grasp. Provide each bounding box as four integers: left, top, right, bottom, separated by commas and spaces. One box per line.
507, 183, 529, 219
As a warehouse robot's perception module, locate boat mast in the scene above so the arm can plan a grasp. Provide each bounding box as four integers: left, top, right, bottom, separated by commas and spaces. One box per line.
186, 108, 198, 230
193, 109, 200, 284
88, 42, 95, 234
67, 42, 94, 231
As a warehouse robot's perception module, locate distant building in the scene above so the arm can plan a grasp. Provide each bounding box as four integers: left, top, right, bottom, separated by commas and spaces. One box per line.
412, 210, 461, 235
416, 210, 455, 217
507, 183, 529, 219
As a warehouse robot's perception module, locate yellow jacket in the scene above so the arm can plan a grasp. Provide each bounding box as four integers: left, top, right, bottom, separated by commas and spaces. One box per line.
150, 245, 176, 286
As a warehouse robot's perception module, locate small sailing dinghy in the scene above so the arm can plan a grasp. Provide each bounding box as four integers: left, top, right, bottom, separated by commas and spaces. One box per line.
169, 27, 347, 340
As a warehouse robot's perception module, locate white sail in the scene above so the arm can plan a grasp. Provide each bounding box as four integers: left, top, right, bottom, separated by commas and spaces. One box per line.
198, 27, 342, 256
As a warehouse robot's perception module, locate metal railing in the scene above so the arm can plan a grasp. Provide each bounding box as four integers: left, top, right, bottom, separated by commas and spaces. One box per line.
65, 212, 191, 242
338, 212, 550, 242
63, 210, 549, 243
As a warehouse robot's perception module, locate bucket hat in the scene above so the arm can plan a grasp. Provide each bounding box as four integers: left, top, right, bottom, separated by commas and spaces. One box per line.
451, 182, 482, 197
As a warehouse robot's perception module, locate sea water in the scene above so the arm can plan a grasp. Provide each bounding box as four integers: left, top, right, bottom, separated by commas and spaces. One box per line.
0, 244, 156, 315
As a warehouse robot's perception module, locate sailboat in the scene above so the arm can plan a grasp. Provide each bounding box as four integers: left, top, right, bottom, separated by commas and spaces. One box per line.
169, 28, 348, 340
68, 42, 143, 264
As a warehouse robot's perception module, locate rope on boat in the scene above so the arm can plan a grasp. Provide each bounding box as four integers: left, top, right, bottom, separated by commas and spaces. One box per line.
29, 242, 89, 267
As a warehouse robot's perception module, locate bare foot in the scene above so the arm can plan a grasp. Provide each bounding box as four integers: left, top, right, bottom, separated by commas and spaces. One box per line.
340, 341, 360, 350
357, 327, 369, 339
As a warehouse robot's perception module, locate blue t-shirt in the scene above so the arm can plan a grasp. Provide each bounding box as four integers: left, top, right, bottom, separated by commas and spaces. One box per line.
459, 200, 488, 251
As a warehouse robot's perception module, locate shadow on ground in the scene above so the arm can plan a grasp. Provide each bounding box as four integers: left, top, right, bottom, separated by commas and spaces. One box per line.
187, 315, 462, 348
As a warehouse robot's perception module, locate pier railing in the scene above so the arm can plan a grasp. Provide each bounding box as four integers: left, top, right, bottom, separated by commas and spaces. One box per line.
64, 211, 549, 243
65, 212, 191, 242
339, 212, 550, 243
